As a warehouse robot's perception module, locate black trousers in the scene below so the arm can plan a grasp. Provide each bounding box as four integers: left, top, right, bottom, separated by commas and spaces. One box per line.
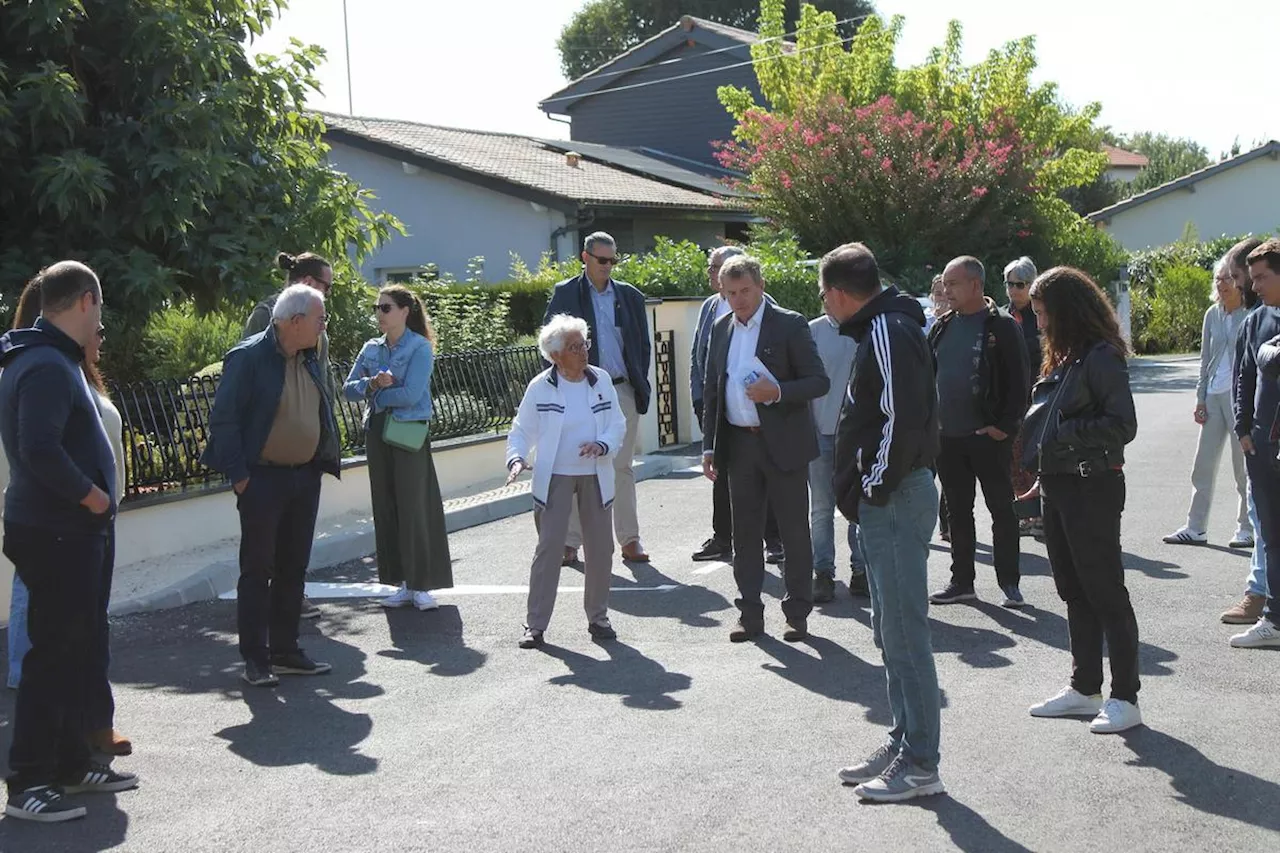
1041, 471, 1140, 703
4, 522, 114, 794
712, 463, 781, 548
725, 427, 813, 625
1243, 443, 1280, 624
936, 434, 1020, 587
236, 464, 323, 667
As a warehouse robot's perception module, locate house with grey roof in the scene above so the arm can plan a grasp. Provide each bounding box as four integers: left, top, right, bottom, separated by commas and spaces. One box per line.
1087, 140, 1280, 251
540, 15, 774, 168
322, 113, 754, 282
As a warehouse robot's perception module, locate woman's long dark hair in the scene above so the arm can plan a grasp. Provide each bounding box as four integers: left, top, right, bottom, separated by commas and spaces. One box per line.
277, 251, 331, 283
1028, 266, 1128, 376
12, 274, 106, 392
380, 285, 437, 347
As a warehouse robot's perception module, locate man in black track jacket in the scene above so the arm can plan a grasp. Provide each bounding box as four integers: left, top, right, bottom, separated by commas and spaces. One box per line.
825, 243, 946, 805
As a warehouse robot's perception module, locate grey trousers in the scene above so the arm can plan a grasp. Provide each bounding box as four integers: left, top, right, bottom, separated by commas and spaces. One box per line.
566, 383, 640, 549
528, 475, 614, 632
1186, 391, 1250, 536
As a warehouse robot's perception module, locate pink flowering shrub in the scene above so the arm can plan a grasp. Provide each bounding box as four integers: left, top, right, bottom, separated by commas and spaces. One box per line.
715, 95, 1042, 286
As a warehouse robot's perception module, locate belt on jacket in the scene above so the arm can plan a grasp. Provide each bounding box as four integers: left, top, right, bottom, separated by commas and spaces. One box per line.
612, 376, 628, 385
729, 424, 762, 434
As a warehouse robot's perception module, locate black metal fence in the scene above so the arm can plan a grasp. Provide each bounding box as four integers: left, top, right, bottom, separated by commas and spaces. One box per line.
109, 345, 545, 503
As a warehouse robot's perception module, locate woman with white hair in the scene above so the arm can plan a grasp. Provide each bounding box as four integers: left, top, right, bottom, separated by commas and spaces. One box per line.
506, 313, 627, 648
1164, 256, 1252, 547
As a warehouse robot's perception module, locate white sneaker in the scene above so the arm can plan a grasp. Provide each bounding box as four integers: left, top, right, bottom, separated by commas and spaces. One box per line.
412, 591, 440, 611
1229, 618, 1280, 648
1029, 686, 1103, 718
379, 585, 412, 609
1089, 698, 1143, 734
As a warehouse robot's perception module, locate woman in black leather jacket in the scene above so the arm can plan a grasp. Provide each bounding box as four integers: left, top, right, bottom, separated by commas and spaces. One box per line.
1017, 267, 1142, 735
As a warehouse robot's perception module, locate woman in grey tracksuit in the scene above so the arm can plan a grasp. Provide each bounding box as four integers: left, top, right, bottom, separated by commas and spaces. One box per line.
1164, 257, 1251, 547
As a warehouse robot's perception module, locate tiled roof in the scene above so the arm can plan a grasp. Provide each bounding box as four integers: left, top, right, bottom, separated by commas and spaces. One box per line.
1103, 144, 1150, 169
321, 113, 745, 211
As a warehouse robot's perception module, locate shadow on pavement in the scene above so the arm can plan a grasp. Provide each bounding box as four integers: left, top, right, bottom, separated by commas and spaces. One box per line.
1128, 360, 1199, 395
541, 640, 692, 710
754, 635, 892, 726
1121, 727, 1280, 832
568, 559, 735, 629
0, 796, 129, 852
912, 795, 1034, 852
1122, 551, 1187, 580
378, 605, 487, 677
213, 635, 380, 776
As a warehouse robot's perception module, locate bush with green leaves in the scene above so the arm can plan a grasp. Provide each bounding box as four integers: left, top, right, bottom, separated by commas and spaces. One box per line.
138, 305, 243, 381
1131, 263, 1212, 354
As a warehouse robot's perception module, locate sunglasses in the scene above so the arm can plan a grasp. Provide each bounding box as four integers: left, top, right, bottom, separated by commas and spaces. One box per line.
1005, 280, 1029, 289
372, 303, 398, 314
587, 253, 621, 266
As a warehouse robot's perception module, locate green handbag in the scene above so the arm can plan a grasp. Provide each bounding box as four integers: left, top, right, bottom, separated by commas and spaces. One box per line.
381, 416, 430, 452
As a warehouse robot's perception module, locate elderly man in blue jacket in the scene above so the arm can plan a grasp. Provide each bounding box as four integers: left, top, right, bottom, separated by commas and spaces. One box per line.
544, 232, 652, 564
202, 284, 341, 687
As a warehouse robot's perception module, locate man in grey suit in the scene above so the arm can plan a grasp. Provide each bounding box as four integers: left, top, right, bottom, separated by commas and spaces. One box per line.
701, 255, 829, 642
690, 245, 782, 564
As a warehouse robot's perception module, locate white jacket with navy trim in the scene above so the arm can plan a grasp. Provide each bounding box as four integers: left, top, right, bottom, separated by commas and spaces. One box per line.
506, 365, 628, 508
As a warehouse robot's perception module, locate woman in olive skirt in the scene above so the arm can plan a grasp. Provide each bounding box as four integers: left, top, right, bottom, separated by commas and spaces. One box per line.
344, 285, 452, 610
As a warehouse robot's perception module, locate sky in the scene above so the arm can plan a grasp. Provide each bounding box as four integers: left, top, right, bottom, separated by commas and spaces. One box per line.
247, 0, 1277, 158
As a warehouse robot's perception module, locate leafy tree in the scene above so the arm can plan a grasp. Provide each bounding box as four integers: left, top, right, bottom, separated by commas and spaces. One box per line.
717, 0, 1126, 284
0, 0, 400, 381
1119, 132, 1212, 195
556, 0, 873, 81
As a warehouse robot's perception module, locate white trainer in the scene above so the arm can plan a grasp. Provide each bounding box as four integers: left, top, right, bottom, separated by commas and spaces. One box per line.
1029, 686, 1104, 718
413, 590, 440, 611
379, 585, 413, 609
1229, 618, 1280, 648
1089, 698, 1143, 734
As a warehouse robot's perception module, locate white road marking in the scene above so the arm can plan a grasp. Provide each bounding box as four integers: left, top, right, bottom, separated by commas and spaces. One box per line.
691, 561, 730, 576
218, 582, 680, 600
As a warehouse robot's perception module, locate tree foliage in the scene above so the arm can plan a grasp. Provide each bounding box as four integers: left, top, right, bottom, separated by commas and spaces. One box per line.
1118, 131, 1212, 196
556, 0, 873, 81
717, 0, 1125, 284
0, 0, 400, 380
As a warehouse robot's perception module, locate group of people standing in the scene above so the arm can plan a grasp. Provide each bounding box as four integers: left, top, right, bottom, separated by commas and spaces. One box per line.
1165, 237, 1280, 649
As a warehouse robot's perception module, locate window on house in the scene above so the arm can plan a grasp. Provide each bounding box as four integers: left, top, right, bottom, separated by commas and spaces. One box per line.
724, 222, 751, 243
378, 266, 437, 284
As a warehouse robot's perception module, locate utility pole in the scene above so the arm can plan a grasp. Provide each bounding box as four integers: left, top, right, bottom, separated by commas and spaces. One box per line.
343, 0, 354, 114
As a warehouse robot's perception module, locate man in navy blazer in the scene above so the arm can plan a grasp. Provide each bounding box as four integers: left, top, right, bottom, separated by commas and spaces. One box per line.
702, 255, 829, 642
690, 246, 782, 564
543, 232, 652, 563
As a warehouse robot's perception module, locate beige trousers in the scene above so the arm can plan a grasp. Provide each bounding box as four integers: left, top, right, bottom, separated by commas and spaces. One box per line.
528, 474, 614, 631
566, 382, 640, 549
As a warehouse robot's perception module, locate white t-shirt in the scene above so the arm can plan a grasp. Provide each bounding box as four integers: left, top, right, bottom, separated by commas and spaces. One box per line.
551, 375, 599, 476
1208, 349, 1234, 396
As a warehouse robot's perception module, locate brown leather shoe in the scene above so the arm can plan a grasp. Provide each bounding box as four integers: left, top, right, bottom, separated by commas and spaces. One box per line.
562, 547, 579, 567
1222, 592, 1265, 624
729, 620, 763, 643
621, 541, 650, 562
783, 621, 808, 642
89, 728, 133, 757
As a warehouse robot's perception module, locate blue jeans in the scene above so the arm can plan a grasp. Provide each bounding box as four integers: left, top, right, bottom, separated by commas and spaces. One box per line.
7, 574, 31, 689
1245, 477, 1270, 597
859, 467, 942, 771
809, 433, 866, 577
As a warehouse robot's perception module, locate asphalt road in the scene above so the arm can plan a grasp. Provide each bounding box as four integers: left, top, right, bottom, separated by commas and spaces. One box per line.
0, 355, 1276, 853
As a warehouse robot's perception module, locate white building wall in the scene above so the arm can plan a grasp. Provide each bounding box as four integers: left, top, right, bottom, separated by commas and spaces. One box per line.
1098, 155, 1280, 251
327, 141, 570, 281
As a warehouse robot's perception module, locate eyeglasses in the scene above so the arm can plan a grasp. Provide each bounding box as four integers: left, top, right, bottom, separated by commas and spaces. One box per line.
1005, 280, 1029, 289
587, 253, 621, 266
372, 303, 396, 314
565, 340, 591, 354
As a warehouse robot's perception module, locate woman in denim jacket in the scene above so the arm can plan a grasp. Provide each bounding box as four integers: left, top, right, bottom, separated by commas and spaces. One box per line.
344, 286, 452, 610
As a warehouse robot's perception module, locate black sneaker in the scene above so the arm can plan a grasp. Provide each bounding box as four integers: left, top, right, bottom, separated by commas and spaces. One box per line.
270, 650, 331, 676
765, 543, 785, 565
929, 582, 977, 604
241, 660, 278, 687
691, 538, 731, 562
5, 786, 86, 822
813, 573, 836, 603
518, 627, 544, 649
848, 571, 870, 598
588, 620, 617, 640
299, 595, 321, 619
62, 763, 139, 794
